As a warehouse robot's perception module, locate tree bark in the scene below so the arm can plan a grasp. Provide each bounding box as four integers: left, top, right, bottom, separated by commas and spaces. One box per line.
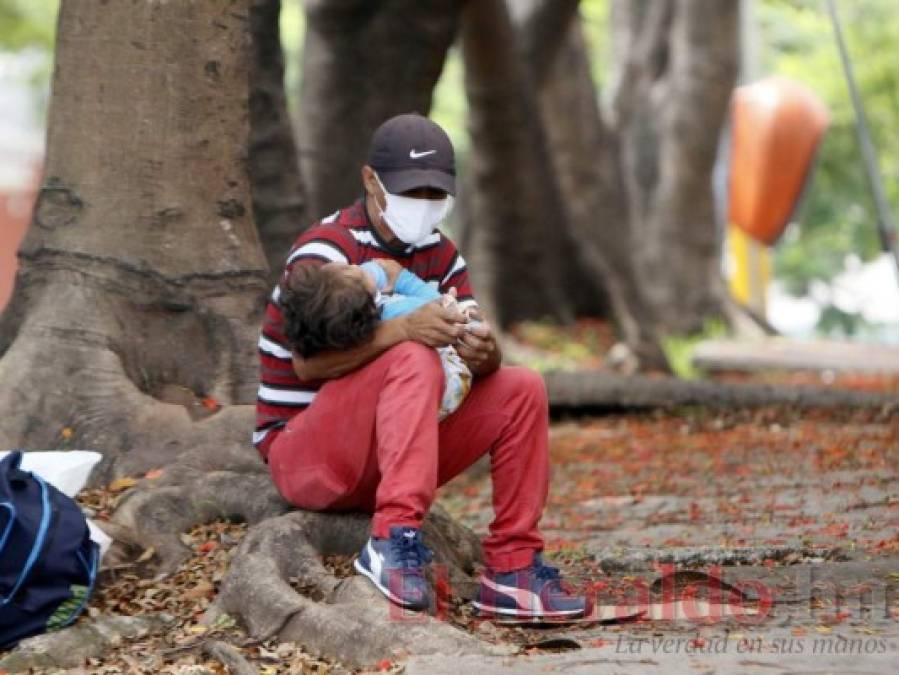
248, 0, 306, 279
518, 6, 667, 366
495, 0, 739, 354
460, 0, 574, 325
0, 3, 510, 664
511, 0, 612, 322
610, 0, 739, 334
544, 370, 899, 412
296, 0, 462, 220
515, 0, 581, 85
0, 0, 268, 481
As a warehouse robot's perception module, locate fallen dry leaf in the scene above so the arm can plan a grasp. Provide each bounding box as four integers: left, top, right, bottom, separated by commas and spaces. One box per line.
107, 476, 138, 493
183, 580, 214, 600
135, 546, 156, 564
197, 540, 217, 554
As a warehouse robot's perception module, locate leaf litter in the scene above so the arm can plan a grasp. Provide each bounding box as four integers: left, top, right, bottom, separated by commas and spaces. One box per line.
3, 402, 893, 672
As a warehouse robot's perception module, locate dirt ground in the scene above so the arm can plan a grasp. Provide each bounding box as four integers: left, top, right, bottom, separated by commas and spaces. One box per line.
2, 404, 896, 673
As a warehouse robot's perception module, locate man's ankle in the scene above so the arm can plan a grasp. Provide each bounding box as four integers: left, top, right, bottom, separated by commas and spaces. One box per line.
485, 548, 542, 574
371, 521, 421, 540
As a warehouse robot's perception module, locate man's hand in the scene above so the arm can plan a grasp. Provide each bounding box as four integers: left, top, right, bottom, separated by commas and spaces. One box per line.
402, 299, 467, 348
455, 307, 501, 376
373, 259, 404, 292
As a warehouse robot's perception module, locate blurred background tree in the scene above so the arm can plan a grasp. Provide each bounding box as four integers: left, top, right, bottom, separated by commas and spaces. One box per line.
1, 0, 897, 347
1, 3, 895, 665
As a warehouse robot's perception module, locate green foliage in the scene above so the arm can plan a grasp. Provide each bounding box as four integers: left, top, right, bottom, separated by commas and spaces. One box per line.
661, 319, 730, 380
430, 46, 467, 157
817, 302, 864, 336
0, 0, 56, 52
279, 0, 304, 124
209, 612, 238, 630
0, 0, 57, 124
759, 0, 899, 295
579, 0, 611, 88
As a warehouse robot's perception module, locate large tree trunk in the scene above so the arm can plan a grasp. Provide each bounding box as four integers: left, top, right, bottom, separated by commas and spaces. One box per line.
459, 0, 574, 325
248, 0, 306, 278
609, 0, 739, 334
509, 0, 667, 366
460, 0, 737, 362
296, 0, 462, 220
474, 0, 738, 359
455, 0, 669, 362
536, 20, 666, 366
0, 0, 268, 482
0, 4, 505, 666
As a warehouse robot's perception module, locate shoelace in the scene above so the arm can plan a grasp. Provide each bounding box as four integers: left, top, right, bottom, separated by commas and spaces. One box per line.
533, 560, 578, 595
390, 533, 434, 569
534, 561, 561, 580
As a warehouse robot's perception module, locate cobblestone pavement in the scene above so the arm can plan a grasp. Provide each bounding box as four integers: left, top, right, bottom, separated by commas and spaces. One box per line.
435, 409, 899, 672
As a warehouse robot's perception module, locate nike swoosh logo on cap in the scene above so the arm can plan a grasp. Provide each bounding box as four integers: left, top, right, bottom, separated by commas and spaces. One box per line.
409, 149, 436, 159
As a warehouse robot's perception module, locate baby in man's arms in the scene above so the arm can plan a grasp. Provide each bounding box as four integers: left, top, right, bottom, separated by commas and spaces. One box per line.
280, 259, 479, 419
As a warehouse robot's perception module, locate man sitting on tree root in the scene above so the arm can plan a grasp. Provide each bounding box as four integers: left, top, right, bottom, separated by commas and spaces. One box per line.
254, 113, 589, 620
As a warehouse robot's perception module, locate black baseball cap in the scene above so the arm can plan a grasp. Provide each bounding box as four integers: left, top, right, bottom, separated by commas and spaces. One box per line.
367, 113, 456, 196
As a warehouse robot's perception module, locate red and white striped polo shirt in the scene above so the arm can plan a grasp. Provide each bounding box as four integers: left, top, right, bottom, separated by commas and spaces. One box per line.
254, 199, 477, 459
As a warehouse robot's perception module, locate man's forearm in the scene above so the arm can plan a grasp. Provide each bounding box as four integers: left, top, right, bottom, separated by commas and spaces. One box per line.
292, 318, 408, 381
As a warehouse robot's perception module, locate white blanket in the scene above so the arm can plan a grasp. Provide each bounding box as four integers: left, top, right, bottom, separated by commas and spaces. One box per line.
0, 450, 112, 561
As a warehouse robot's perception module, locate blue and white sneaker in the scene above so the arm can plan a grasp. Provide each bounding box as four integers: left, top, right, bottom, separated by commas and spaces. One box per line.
353, 525, 434, 611
472, 551, 590, 620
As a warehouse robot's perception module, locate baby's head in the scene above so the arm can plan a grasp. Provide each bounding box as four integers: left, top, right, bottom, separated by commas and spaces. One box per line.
280, 263, 378, 358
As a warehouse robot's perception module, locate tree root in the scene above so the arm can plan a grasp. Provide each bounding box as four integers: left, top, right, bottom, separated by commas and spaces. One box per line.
0, 613, 175, 672
544, 370, 899, 412
202, 640, 257, 675
104, 442, 500, 668
207, 505, 502, 668
110, 446, 291, 573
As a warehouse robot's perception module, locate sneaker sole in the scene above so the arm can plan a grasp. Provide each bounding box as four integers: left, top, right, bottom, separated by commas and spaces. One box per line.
353, 557, 428, 611
470, 599, 585, 619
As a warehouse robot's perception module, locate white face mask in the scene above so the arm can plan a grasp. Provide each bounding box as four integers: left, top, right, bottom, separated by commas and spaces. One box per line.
373, 172, 454, 245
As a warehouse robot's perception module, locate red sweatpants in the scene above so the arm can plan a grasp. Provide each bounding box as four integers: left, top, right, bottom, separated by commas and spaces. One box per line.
267, 341, 550, 572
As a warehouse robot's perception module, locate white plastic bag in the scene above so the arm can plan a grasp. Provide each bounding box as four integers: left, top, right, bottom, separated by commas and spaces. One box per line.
0, 450, 112, 560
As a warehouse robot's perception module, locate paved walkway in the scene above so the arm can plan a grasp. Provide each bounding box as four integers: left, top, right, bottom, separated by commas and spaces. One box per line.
692, 338, 899, 374
434, 411, 899, 673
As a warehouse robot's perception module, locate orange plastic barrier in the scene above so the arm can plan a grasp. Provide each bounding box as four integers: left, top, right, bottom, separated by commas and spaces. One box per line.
729, 76, 829, 246
0, 161, 40, 311
0, 192, 36, 310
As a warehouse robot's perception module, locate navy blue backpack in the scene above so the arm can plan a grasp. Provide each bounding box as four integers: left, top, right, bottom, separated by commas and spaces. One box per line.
0, 451, 99, 649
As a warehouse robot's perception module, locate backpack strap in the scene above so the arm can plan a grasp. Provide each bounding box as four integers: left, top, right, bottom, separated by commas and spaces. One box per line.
0, 502, 15, 556
0, 473, 51, 606
2, 450, 31, 485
